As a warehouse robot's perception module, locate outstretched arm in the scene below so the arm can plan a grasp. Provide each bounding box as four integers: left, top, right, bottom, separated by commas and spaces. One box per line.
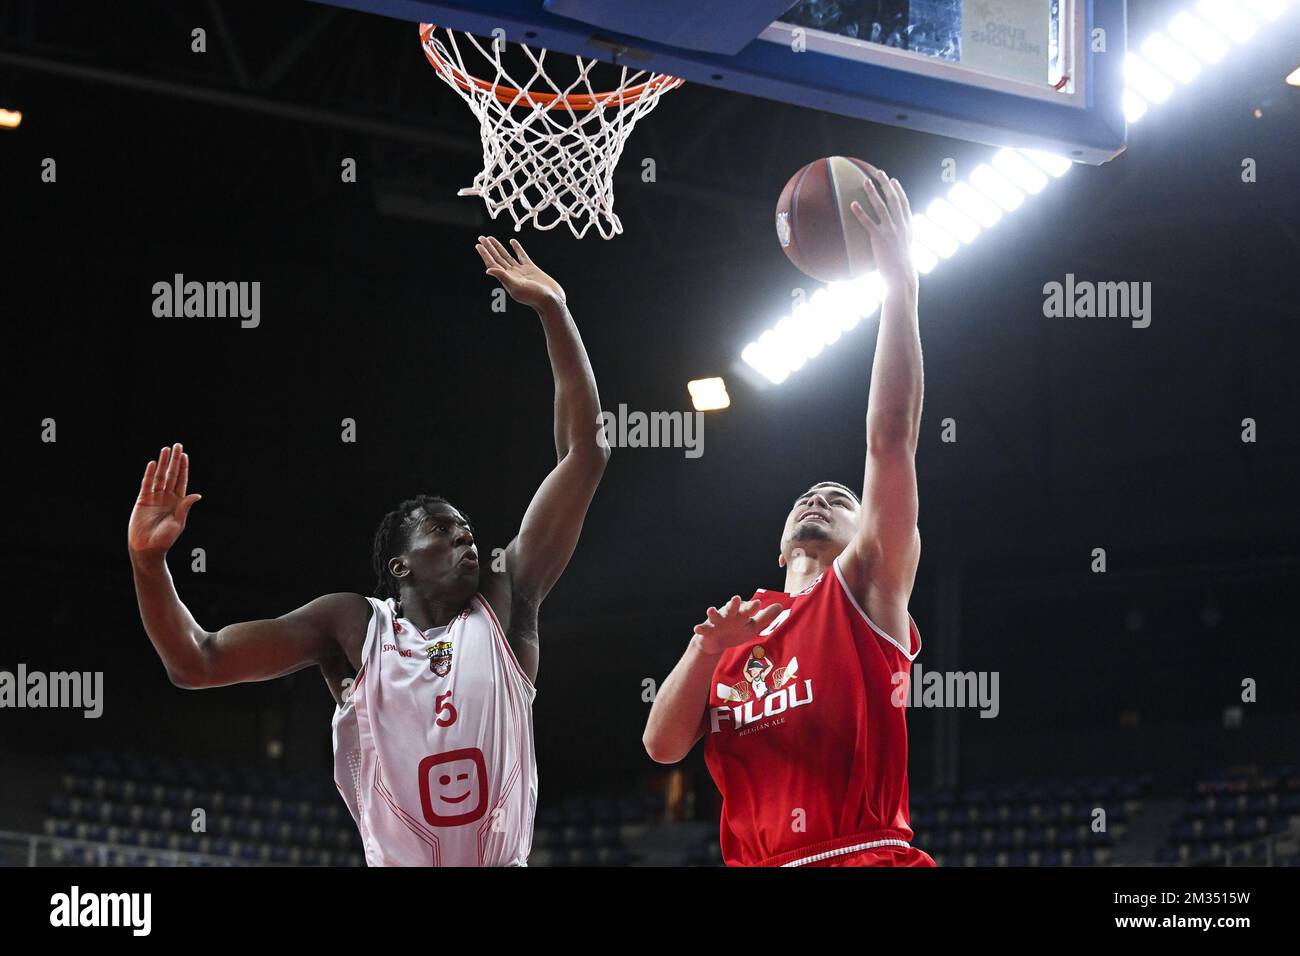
837, 167, 923, 646
644, 597, 782, 764
475, 237, 609, 621
128, 443, 368, 690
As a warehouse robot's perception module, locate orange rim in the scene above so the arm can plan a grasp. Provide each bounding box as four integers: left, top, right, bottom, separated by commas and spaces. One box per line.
419, 23, 682, 112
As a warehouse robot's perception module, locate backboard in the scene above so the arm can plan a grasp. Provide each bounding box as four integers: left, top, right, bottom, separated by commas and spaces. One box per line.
313, 0, 1128, 164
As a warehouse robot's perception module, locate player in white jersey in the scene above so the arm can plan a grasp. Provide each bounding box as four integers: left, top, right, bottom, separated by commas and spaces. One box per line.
128, 237, 607, 866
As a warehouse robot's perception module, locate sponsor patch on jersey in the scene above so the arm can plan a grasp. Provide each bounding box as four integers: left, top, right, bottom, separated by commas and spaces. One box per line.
426, 640, 454, 677
716, 644, 801, 704
710, 643, 814, 734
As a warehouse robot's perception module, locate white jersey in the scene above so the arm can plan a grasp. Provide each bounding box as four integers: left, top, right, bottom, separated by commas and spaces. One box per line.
331, 594, 537, 866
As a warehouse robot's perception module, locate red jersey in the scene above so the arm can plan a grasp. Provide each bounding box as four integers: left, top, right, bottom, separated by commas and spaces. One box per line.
703, 557, 934, 867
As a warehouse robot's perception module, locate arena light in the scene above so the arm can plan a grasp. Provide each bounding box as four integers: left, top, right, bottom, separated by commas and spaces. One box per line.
969, 164, 1025, 212
774, 315, 813, 368
1123, 89, 1150, 123
1243, 0, 1291, 21
911, 215, 959, 259
742, 149, 1073, 386
948, 181, 1003, 228
825, 278, 881, 330
688, 377, 730, 411
741, 329, 790, 384
741, 145, 1061, 385
910, 242, 939, 275
1020, 149, 1073, 178
1126, 53, 1176, 104
797, 288, 844, 349
1140, 33, 1202, 85
740, 0, 1298, 386
742, 276, 887, 385
926, 198, 981, 244
1123, 1, 1299, 122
0, 109, 21, 129
1194, 0, 1258, 44
1167, 11, 1230, 64
992, 148, 1050, 194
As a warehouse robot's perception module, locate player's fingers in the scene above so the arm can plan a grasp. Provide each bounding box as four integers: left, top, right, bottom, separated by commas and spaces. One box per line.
705, 606, 725, 625
751, 604, 783, 628
693, 622, 714, 635
140, 460, 158, 497
485, 235, 518, 269
485, 267, 507, 282
177, 451, 190, 497
727, 595, 743, 613
893, 177, 912, 224
474, 243, 495, 268
477, 236, 510, 270
873, 168, 904, 227
509, 238, 534, 264
873, 169, 904, 227
164, 443, 184, 494
849, 200, 880, 235
176, 494, 202, 523
155, 446, 172, 494
859, 173, 891, 229
861, 163, 898, 220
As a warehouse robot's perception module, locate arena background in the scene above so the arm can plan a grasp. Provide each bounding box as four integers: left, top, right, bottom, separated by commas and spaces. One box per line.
2, 0, 1299, 868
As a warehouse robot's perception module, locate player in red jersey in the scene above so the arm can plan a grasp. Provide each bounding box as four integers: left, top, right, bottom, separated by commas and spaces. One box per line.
643, 164, 933, 867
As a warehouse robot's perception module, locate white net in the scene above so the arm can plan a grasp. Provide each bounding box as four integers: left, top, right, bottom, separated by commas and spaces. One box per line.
420, 24, 683, 240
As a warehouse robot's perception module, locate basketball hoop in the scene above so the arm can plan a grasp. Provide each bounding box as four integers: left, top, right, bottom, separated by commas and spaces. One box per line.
419, 24, 682, 240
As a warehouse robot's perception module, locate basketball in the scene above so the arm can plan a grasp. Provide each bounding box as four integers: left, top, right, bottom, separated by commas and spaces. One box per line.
775, 156, 882, 283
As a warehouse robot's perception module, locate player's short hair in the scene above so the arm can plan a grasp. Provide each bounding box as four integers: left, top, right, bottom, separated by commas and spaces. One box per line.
798, 481, 861, 506
370, 495, 466, 599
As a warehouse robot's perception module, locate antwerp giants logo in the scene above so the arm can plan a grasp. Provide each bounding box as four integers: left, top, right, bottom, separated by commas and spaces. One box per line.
709, 644, 813, 733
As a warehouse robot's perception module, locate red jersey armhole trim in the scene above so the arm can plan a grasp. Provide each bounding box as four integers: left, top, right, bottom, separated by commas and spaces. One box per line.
830, 558, 921, 661
476, 593, 536, 692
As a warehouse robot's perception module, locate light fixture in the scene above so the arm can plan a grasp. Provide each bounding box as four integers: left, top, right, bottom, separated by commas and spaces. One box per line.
948, 181, 1002, 228
911, 214, 959, 259
1020, 149, 1073, 178
926, 198, 980, 244
687, 377, 731, 411
969, 164, 1025, 212
738, 0, 1300, 386
1243, 0, 1291, 21
1167, 11, 1230, 64
992, 148, 1050, 194
1126, 52, 1175, 104
1140, 33, 1202, 85
1194, 0, 1257, 44
1123, 89, 1150, 123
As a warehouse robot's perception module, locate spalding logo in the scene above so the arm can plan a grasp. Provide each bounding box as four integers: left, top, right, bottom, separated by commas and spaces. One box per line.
775, 210, 791, 247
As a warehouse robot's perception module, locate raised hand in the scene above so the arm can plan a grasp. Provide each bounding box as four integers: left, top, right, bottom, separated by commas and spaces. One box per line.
850, 162, 918, 298
692, 596, 784, 656
475, 236, 566, 311
128, 443, 202, 559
